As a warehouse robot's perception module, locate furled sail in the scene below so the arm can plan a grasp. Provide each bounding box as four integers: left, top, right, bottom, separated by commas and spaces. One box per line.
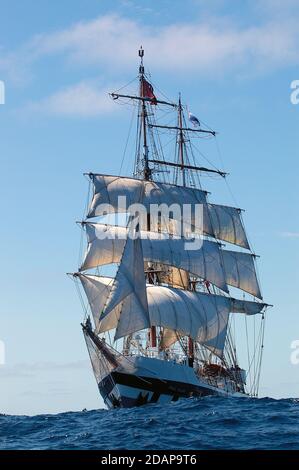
86, 174, 249, 248
231, 298, 266, 315
78, 273, 266, 357
80, 223, 262, 298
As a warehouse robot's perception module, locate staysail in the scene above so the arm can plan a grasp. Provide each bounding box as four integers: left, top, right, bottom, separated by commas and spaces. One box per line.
101, 223, 150, 340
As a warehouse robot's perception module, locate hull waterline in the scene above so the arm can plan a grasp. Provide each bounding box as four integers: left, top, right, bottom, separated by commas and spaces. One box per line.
98, 356, 247, 409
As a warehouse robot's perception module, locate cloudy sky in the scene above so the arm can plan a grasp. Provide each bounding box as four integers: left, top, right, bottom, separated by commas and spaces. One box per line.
0, 0, 299, 415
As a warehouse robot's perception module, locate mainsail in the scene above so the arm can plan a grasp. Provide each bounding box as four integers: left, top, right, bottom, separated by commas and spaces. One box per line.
77, 272, 266, 357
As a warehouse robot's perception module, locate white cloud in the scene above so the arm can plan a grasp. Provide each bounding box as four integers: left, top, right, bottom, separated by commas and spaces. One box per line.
25, 82, 116, 117
27, 14, 299, 74
281, 232, 299, 238
2, 12, 299, 83
3, 10, 299, 116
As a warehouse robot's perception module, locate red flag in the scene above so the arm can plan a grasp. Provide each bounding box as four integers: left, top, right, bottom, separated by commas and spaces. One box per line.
141, 78, 157, 105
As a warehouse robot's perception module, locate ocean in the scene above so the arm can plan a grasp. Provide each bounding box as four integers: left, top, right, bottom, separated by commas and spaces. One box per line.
1, 397, 299, 450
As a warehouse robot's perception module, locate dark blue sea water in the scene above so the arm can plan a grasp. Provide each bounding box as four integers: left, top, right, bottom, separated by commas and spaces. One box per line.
1, 397, 299, 450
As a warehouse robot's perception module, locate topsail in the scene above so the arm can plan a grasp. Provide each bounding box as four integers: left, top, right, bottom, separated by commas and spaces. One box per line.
87, 174, 250, 249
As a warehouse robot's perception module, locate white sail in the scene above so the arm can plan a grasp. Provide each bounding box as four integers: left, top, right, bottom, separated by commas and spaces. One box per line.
207, 204, 249, 249
87, 174, 207, 216
81, 223, 226, 290
78, 273, 266, 356
147, 285, 230, 357
231, 298, 266, 315
79, 275, 120, 331
159, 328, 179, 349
157, 266, 190, 289
101, 225, 150, 339
86, 174, 249, 248
80, 223, 262, 297
222, 250, 261, 299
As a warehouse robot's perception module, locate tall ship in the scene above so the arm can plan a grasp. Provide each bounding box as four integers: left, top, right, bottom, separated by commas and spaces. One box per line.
71, 48, 270, 409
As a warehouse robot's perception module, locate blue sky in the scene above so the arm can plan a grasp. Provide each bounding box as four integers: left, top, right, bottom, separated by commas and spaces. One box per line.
0, 0, 298, 415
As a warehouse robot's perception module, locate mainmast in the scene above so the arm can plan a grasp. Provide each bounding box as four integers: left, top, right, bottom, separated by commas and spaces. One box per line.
139, 47, 156, 347
178, 94, 186, 187
139, 47, 151, 181
177, 93, 193, 360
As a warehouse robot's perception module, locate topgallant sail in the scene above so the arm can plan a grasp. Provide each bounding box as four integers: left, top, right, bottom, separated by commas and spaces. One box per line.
70, 48, 270, 409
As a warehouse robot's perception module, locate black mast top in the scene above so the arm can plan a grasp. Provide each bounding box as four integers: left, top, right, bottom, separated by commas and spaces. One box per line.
139, 45, 145, 75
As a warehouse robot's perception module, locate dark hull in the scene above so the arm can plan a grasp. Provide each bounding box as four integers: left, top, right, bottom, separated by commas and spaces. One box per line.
99, 370, 229, 409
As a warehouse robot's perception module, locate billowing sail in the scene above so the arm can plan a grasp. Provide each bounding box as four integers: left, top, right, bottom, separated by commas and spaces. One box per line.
87, 174, 207, 216
80, 222, 227, 292
157, 266, 190, 289
147, 285, 230, 357
207, 204, 249, 249
79, 275, 119, 331
78, 273, 266, 357
101, 224, 150, 339
222, 250, 261, 299
86, 174, 249, 248
80, 223, 262, 298
160, 328, 179, 349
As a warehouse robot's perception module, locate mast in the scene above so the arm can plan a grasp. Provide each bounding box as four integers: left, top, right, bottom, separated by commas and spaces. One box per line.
178, 94, 186, 187
139, 47, 156, 347
178, 94, 195, 364
138, 47, 151, 181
